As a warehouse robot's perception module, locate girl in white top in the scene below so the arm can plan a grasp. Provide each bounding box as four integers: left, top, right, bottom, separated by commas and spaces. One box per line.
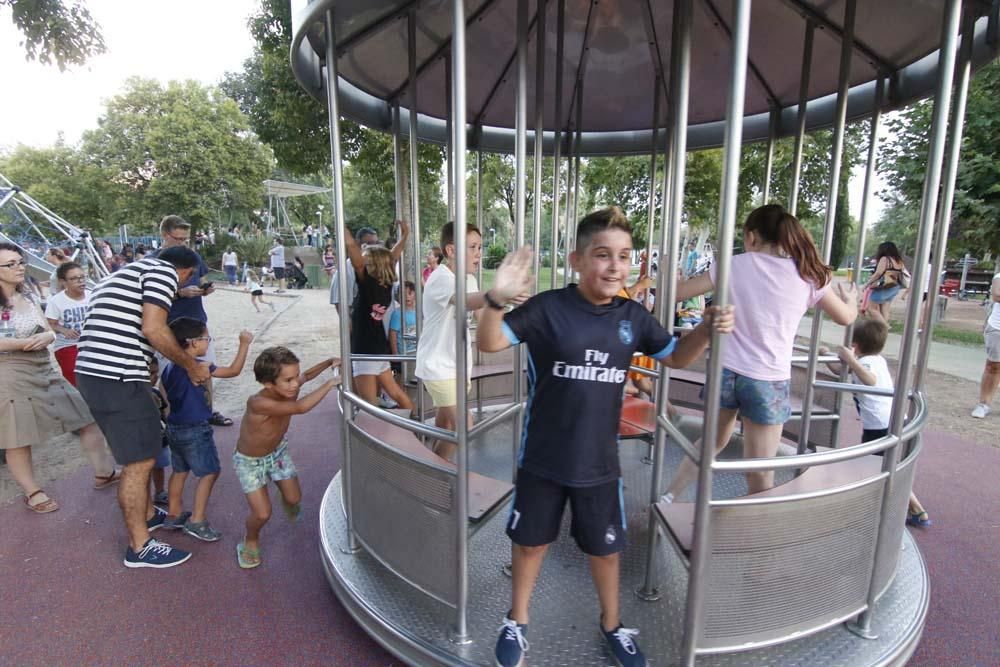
44, 261, 90, 386
222, 248, 239, 285
663, 204, 858, 498
246, 270, 275, 313
972, 272, 1000, 418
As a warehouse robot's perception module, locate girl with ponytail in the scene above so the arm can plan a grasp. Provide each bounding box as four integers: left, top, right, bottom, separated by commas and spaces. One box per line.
662, 204, 858, 497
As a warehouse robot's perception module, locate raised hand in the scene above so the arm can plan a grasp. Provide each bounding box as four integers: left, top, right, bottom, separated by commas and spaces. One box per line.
835, 281, 858, 304
492, 246, 534, 304
238, 330, 254, 346
704, 304, 735, 334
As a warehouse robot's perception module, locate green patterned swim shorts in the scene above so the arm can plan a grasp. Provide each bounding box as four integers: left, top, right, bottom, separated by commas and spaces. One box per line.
233, 440, 298, 494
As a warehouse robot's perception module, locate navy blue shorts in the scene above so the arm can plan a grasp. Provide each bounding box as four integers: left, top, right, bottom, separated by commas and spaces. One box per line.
506, 468, 626, 557
166, 422, 220, 476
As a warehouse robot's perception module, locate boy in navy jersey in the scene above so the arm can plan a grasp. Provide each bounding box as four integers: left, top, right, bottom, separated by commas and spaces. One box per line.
478, 207, 733, 667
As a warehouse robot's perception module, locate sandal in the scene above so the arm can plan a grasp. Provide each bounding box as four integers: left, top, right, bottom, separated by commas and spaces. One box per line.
906, 511, 932, 528
209, 412, 234, 427
94, 469, 122, 489
24, 490, 59, 514
237, 540, 262, 569
282, 499, 302, 524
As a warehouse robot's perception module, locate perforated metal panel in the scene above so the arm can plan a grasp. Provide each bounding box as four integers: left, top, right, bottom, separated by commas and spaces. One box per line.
698, 479, 886, 652
348, 422, 459, 606
873, 444, 919, 598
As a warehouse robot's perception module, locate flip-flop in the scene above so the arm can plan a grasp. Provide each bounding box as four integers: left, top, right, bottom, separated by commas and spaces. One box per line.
209, 412, 234, 426
282, 499, 302, 524
94, 469, 122, 489
24, 490, 59, 514
237, 541, 262, 569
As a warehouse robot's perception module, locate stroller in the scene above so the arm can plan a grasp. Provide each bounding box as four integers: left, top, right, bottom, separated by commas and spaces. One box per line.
284, 261, 309, 289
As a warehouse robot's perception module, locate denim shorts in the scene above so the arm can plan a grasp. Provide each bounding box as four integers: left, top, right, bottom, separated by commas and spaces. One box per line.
166, 422, 220, 476
233, 440, 298, 494
717, 368, 791, 425
868, 285, 901, 304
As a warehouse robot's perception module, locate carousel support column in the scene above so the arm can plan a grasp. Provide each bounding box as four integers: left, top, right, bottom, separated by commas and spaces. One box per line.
408, 10, 426, 424
512, 0, 528, 477
324, 8, 359, 554
392, 103, 411, 387
531, 0, 547, 293
915, 6, 974, 391
680, 0, 749, 663
550, 0, 565, 291
638, 0, 690, 602
446, 56, 455, 222
851, 0, 962, 639
797, 0, 856, 456
762, 106, 779, 204
562, 127, 576, 287
789, 21, 814, 216
475, 141, 485, 416
569, 82, 583, 284
449, 0, 472, 644
645, 75, 662, 288
830, 75, 884, 448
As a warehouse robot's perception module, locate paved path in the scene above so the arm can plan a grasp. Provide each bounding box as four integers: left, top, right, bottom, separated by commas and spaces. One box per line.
797, 316, 985, 381
1, 393, 997, 665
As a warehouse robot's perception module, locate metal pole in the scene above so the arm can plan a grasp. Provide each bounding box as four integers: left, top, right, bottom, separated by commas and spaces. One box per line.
446, 55, 455, 223
680, 0, 751, 662
789, 21, 814, 216
830, 75, 884, 448
531, 0, 547, 292
512, 0, 528, 476
324, 7, 359, 554
645, 76, 662, 285
915, 6, 974, 392
392, 103, 411, 387
639, 0, 690, 602
763, 106, 779, 204
797, 0, 856, 456
568, 83, 583, 284
476, 145, 484, 415
853, 0, 963, 637
550, 0, 565, 291
562, 129, 576, 287
408, 10, 426, 423
448, 0, 471, 644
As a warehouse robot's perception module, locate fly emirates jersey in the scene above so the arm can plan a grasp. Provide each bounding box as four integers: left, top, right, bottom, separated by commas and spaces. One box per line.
502, 285, 677, 486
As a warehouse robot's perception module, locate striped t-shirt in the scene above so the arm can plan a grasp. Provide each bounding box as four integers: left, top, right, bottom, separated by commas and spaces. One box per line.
76, 258, 179, 382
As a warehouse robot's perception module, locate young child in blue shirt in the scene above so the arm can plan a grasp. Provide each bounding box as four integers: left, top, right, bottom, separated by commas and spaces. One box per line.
478, 207, 734, 667
160, 318, 253, 541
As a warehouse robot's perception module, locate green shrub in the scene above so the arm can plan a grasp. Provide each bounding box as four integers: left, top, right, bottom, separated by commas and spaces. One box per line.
484, 244, 507, 269
232, 237, 274, 268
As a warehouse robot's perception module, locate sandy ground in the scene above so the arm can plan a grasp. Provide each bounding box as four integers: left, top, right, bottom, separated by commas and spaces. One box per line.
1, 284, 994, 505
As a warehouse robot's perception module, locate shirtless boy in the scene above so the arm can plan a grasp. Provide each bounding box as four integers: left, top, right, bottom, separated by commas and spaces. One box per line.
234, 346, 340, 569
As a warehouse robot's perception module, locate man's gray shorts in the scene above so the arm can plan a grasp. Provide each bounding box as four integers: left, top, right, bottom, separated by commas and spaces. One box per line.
77, 374, 162, 465
986, 324, 1000, 362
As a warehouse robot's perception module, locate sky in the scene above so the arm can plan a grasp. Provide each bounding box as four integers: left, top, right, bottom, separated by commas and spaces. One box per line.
0, 0, 883, 220
0, 0, 259, 148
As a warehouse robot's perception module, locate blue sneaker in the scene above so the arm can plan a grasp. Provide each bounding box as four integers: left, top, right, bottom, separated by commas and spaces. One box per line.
146, 506, 168, 532
602, 622, 646, 666
124, 539, 192, 569
494, 616, 528, 667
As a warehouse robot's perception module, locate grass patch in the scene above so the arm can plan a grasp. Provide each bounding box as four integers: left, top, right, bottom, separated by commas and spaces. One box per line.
885, 319, 984, 346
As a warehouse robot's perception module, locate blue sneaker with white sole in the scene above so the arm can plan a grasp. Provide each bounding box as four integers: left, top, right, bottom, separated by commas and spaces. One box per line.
494, 615, 528, 667
603, 622, 646, 666
124, 539, 192, 569
146, 506, 168, 532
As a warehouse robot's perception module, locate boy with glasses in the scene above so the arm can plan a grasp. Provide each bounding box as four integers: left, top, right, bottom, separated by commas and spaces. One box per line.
159, 317, 253, 541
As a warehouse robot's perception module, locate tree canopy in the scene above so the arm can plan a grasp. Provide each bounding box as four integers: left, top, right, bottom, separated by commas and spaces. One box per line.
3, 0, 106, 70
879, 60, 1000, 260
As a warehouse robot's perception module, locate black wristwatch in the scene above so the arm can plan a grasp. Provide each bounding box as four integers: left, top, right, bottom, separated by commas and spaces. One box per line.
483, 290, 505, 310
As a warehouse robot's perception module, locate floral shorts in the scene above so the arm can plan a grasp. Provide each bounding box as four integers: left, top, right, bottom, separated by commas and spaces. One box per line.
233, 440, 298, 494
716, 368, 791, 425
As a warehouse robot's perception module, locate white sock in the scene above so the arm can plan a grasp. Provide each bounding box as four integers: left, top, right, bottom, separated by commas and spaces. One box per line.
660, 492, 674, 504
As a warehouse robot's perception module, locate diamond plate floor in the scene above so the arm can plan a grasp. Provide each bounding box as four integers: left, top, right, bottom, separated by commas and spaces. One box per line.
320, 417, 927, 666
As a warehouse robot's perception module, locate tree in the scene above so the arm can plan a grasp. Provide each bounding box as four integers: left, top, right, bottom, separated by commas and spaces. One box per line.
3, 0, 106, 70
879, 61, 1000, 258
80, 78, 273, 231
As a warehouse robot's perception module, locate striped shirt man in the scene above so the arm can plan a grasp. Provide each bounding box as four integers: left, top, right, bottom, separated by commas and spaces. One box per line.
76, 257, 179, 382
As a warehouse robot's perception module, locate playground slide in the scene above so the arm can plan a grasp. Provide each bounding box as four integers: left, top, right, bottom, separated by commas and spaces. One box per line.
0, 230, 57, 283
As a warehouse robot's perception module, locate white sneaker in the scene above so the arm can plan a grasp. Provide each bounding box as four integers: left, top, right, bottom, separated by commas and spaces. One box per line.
971, 404, 990, 419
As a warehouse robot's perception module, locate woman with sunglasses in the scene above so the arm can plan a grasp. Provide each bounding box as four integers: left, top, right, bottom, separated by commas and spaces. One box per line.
0, 243, 119, 514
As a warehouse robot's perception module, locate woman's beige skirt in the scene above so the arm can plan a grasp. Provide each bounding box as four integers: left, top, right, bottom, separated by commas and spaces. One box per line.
0, 351, 94, 450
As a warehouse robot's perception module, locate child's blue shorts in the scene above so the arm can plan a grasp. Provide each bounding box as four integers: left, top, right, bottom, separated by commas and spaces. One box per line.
166, 422, 221, 477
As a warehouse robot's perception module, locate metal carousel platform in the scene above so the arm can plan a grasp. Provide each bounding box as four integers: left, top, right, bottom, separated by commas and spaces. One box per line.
319, 420, 928, 667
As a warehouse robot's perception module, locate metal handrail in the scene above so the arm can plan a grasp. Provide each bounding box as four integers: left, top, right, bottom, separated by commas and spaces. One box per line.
341, 389, 457, 443
656, 413, 700, 461
711, 392, 927, 472
812, 379, 897, 397
468, 402, 521, 440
